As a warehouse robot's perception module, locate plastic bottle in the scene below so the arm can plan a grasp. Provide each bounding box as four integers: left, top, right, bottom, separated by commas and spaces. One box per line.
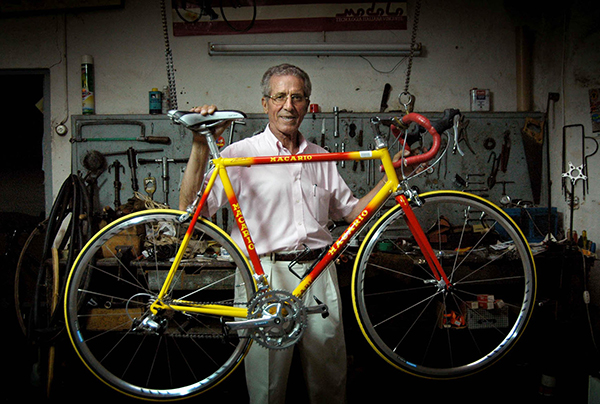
81, 55, 95, 115
149, 88, 162, 114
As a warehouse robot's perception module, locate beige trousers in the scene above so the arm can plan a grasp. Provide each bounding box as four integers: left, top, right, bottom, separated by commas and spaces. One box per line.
242, 257, 347, 404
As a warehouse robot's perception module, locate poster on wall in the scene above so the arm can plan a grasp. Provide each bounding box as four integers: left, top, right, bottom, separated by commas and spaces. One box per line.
172, 1, 408, 36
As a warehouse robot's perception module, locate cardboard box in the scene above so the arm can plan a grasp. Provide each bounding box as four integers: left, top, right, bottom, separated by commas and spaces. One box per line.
101, 224, 144, 258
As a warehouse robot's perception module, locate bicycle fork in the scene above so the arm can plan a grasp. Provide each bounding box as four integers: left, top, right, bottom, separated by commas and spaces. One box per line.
396, 192, 452, 288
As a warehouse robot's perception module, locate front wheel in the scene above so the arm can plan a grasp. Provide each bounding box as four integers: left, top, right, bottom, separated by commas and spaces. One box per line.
352, 191, 536, 379
64, 210, 257, 400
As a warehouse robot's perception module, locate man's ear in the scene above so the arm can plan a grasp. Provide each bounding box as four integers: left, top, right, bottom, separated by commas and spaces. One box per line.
261, 97, 268, 113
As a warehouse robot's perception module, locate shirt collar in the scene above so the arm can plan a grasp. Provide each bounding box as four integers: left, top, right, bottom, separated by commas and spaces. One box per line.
264, 124, 308, 155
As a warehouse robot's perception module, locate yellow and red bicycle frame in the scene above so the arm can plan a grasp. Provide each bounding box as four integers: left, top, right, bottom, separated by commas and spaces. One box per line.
151, 112, 450, 318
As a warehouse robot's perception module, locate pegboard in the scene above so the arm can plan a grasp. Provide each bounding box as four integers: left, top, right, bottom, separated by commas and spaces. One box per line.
70, 111, 543, 215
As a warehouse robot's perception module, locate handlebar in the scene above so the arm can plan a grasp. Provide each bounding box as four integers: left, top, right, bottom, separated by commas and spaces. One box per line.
170, 108, 460, 171
391, 109, 461, 168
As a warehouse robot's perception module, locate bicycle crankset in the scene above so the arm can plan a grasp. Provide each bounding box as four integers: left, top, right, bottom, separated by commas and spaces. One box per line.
247, 290, 307, 350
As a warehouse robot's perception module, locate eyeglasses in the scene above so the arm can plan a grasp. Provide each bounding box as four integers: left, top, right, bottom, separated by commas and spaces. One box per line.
265, 93, 309, 106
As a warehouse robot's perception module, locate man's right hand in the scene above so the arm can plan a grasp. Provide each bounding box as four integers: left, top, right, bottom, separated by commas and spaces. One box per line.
190, 104, 218, 115
190, 104, 230, 138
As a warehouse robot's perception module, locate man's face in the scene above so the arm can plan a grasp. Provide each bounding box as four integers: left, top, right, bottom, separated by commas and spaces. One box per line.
261, 74, 309, 139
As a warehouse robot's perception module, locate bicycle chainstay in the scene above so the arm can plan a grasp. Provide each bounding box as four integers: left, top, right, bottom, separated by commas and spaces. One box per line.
133, 297, 252, 340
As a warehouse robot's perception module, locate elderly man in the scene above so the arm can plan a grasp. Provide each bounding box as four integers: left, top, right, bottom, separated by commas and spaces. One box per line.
180, 63, 400, 403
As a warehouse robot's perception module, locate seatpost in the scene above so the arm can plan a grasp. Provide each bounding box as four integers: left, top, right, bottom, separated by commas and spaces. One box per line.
182, 127, 222, 219
204, 129, 223, 159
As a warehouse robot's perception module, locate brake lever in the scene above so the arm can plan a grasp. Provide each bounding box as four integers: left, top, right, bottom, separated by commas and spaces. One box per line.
452, 114, 465, 156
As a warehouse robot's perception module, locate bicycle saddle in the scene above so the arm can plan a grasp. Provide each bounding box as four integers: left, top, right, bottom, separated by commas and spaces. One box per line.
168, 110, 246, 130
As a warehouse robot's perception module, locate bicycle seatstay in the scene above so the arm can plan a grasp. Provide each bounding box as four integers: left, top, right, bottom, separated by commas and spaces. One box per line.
153, 163, 227, 304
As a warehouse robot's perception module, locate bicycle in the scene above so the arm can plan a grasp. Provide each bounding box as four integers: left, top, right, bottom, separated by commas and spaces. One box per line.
63, 108, 536, 401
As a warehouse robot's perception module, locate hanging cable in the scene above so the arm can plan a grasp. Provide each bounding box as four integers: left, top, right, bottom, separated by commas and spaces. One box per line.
403, 0, 421, 95
161, 0, 178, 109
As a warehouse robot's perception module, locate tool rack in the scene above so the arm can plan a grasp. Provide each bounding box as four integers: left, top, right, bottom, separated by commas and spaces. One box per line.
70, 111, 543, 232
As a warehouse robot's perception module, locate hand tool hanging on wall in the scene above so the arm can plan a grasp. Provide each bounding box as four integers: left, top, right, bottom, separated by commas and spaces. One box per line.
522, 117, 544, 205
496, 181, 515, 206
71, 120, 171, 144
104, 147, 163, 193
561, 124, 598, 202
108, 159, 125, 208
487, 151, 500, 189
348, 122, 357, 138
334, 107, 340, 138
138, 156, 188, 206
499, 130, 511, 172
143, 174, 157, 200
562, 161, 588, 242
80, 149, 107, 212
81, 149, 107, 181
380, 83, 392, 112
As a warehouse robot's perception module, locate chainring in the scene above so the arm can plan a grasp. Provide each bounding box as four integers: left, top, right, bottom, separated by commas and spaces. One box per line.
247, 289, 307, 350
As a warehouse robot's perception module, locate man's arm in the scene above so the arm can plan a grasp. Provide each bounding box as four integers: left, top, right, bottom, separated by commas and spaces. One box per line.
179, 134, 210, 210
343, 149, 408, 222
178, 105, 222, 211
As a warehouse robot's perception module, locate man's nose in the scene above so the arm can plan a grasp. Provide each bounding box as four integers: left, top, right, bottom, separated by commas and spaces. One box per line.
283, 95, 294, 109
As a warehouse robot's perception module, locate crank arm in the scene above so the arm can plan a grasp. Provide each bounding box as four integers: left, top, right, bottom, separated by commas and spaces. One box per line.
224, 316, 280, 332
306, 296, 329, 318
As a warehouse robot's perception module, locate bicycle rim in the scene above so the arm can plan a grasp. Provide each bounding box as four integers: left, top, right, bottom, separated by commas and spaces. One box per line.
14, 219, 48, 336
352, 191, 536, 379
64, 210, 256, 400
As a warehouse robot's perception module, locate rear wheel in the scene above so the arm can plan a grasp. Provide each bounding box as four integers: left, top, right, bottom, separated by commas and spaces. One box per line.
352, 191, 536, 379
64, 210, 257, 400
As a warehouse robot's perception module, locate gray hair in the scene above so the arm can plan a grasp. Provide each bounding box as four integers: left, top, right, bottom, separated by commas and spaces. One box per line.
260, 64, 312, 98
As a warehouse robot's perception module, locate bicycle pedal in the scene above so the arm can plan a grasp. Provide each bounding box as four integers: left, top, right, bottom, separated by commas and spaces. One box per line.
306, 296, 329, 318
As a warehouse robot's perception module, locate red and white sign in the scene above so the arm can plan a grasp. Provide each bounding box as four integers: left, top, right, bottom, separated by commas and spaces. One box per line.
173, 1, 408, 36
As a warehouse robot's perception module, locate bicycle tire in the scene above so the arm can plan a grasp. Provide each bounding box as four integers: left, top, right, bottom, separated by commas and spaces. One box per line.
352, 191, 536, 379
14, 219, 48, 336
64, 210, 257, 400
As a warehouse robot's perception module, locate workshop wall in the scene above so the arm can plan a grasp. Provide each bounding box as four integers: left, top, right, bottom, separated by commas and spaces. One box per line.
0, 0, 598, 241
